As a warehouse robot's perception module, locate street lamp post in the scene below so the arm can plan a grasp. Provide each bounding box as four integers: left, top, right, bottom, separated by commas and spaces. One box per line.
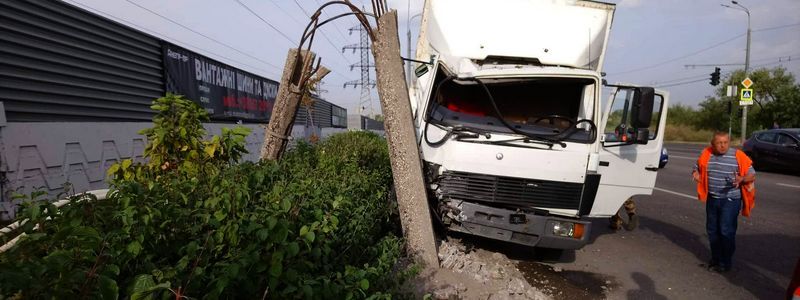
723, 1, 751, 144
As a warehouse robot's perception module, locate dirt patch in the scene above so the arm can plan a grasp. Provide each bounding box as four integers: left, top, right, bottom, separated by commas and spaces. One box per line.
517, 261, 618, 300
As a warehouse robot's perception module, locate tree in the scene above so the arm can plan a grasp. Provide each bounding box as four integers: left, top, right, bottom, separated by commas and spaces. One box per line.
666, 103, 698, 126
695, 66, 799, 134
755, 80, 800, 129
695, 96, 732, 133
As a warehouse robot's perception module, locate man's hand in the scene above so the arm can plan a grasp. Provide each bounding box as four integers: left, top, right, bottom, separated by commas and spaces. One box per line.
732, 173, 743, 188
692, 170, 701, 183
733, 171, 755, 188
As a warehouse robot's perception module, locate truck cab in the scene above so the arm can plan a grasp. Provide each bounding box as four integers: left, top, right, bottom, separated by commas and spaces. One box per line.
409, 0, 669, 250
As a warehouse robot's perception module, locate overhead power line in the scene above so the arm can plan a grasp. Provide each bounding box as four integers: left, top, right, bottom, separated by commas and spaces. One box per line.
124, 0, 283, 73
267, 0, 309, 34
684, 53, 800, 68
284, 0, 357, 83
655, 78, 708, 88
753, 22, 800, 32
235, 0, 353, 83
68, 0, 280, 77
234, 0, 297, 45
610, 34, 744, 76
655, 58, 798, 88
312, 0, 352, 45
291, 0, 355, 66
654, 73, 710, 85
656, 53, 800, 85
609, 22, 800, 76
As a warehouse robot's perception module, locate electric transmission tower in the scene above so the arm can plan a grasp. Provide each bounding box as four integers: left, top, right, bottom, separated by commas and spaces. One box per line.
342, 24, 375, 116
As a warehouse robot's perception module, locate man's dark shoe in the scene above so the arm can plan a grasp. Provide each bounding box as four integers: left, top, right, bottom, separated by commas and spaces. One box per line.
609, 215, 623, 230
625, 213, 639, 231
706, 260, 719, 271
709, 265, 731, 273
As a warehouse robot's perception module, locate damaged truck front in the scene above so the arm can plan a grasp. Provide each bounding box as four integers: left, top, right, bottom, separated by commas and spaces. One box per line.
410, 0, 669, 250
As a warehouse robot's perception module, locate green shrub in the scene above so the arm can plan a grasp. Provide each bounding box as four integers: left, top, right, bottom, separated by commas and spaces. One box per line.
0, 94, 407, 299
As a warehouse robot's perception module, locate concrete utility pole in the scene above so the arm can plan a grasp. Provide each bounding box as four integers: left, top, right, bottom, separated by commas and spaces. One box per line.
371, 10, 439, 267
724, 1, 751, 144
260, 49, 325, 161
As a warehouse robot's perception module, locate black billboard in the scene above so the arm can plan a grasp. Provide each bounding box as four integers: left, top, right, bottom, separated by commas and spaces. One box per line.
162, 42, 278, 122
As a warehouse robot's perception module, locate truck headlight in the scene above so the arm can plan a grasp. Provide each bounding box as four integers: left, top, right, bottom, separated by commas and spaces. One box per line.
552, 221, 585, 239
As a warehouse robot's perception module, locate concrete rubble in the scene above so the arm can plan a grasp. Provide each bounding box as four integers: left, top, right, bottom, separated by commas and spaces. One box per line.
433, 240, 553, 300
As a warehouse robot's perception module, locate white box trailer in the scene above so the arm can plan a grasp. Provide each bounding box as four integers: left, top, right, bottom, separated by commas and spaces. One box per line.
410, 0, 669, 249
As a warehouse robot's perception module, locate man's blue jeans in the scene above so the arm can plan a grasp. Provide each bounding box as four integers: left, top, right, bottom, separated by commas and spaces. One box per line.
706, 194, 741, 269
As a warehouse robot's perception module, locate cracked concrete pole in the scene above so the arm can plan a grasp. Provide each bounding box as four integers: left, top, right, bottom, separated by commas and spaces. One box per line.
260, 49, 316, 161
371, 10, 439, 268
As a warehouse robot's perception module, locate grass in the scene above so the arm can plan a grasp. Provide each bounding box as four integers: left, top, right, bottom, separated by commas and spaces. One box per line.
664, 124, 713, 143
663, 124, 745, 146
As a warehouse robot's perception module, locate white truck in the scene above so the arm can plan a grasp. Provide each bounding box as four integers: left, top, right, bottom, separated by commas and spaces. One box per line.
409, 0, 669, 250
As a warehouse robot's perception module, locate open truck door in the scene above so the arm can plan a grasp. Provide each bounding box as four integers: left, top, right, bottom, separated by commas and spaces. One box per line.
592, 86, 669, 217
411, 57, 440, 138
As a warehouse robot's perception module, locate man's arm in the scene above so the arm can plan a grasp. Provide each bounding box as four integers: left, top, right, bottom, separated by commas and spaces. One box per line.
734, 166, 756, 187
692, 164, 701, 182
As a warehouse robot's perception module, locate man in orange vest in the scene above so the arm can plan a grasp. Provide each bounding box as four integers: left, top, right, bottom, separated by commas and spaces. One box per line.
692, 131, 756, 273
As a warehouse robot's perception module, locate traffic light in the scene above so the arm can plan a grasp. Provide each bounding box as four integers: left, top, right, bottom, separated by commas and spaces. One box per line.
709, 67, 721, 86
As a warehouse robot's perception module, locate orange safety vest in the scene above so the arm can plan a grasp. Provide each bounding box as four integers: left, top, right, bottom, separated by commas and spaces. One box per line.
695, 147, 756, 217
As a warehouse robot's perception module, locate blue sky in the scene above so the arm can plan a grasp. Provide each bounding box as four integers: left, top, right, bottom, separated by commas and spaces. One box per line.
63, 0, 800, 114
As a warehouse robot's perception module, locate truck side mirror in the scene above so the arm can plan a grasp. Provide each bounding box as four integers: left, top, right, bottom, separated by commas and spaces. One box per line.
630, 87, 654, 145
631, 87, 655, 129
603, 86, 657, 147
634, 128, 649, 144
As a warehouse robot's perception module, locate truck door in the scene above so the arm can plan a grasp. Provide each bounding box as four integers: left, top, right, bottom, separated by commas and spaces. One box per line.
411, 57, 440, 140
591, 87, 668, 217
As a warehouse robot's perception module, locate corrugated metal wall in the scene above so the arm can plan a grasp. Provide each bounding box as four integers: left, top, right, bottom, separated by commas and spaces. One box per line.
0, 0, 346, 124
294, 96, 334, 128
0, 0, 164, 122
331, 105, 347, 128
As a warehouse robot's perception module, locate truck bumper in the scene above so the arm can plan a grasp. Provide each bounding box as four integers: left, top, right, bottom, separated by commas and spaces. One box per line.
447, 201, 591, 250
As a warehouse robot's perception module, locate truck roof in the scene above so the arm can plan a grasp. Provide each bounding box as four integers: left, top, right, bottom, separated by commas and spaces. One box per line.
421, 0, 616, 72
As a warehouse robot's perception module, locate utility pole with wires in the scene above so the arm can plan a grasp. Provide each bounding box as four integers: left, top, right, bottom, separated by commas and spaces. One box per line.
259, 0, 439, 268
722, 0, 751, 144
342, 24, 376, 116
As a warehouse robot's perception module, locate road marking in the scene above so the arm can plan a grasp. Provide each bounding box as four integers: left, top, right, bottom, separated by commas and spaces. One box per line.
776, 183, 800, 189
653, 187, 696, 200
670, 155, 696, 160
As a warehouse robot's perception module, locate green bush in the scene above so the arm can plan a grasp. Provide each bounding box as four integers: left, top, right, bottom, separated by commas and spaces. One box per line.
0, 94, 408, 299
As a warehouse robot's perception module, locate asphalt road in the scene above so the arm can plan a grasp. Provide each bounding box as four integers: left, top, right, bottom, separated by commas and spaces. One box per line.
538, 142, 800, 299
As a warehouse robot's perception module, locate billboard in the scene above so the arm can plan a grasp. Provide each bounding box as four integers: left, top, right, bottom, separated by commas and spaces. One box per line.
162, 42, 278, 122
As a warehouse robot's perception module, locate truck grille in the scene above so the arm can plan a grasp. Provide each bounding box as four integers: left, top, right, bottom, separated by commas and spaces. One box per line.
439, 171, 584, 210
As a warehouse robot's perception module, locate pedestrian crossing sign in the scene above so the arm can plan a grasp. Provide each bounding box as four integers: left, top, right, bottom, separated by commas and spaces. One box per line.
740, 88, 753, 106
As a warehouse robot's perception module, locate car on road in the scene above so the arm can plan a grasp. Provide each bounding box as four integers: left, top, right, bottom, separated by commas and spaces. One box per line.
742, 128, 800, 172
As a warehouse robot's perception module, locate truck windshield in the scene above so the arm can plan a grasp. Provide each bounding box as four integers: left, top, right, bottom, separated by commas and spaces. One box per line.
427, 76, 597, 143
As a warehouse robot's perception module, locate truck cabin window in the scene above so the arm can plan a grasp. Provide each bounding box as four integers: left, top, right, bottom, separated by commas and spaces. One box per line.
603, 89, 663, 143
428, 77, 596, 143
